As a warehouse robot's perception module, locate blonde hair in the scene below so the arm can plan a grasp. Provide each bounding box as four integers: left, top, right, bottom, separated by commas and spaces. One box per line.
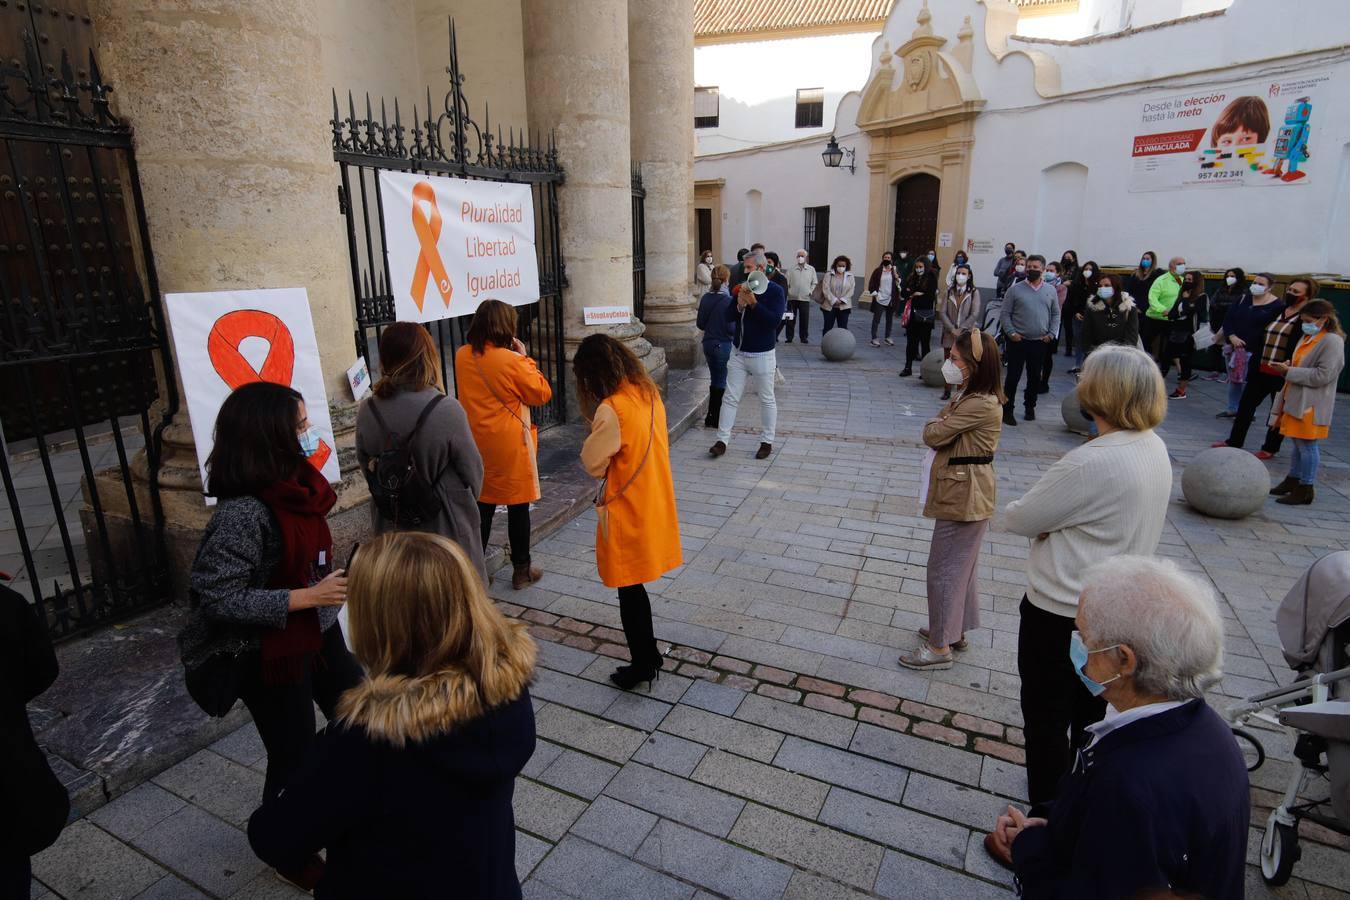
1078, 343, 1167, 432
338, 532, 536, 746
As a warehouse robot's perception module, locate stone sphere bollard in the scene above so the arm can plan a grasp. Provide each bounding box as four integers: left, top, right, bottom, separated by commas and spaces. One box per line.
820, 327, 856, 361
1060, 388, 1093, 435
919, 348, 946, 388
1182, 446, 1271, 519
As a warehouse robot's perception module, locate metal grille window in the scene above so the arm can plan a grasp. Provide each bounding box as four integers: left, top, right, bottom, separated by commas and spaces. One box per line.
795, 88, 824, 129
694, 86, 720, 129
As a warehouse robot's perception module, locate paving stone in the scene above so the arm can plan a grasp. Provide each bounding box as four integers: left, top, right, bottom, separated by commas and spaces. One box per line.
632, 733, 710, 778
902, 772, 1010, 831
132, 875, 210, 899
804, 693, 856, 718
753, 664, 794, 685
521, 878, 575, 900
900, 699, 949, 723
979, 756, 1030, 802
603, 762, 746, 837
636, 818, 794, 900
514, 778, 588, 841
728, 802, 883, 891
131, 804, 268, 898
734, 693, 857, 749
963, 829, 1018, 886
532, 836, 695, 900
88, 783, 186, 843
874, 847, 1011, 900
523, 740, 566, 779
797, 677, 846, 698
914, 721, 968, 748
538, 749, 620, 800
536, 639, 598, 676
150, 748, 264, 829
772, 736, 908, 803
757, 683, 803, 703
516, 831, 552, 882
601, 692, 673, 732
209, 722, 266, 768
818, 787, 968, 867
569, 796, 659, 857
658, 705, 784, 763
722, 673, 757, 691
858, 707, 912, 732
534, 704, 647, 763
32, 820, 166, 900
781, 870, 875, 900
953, 713, 1004, 738
691, 749, 829, 819
531, 667, 624, 715
975, 737, 1026, 764
711, 655, 753, 674
230, 873, 312, 899
850, 722, 983, 784
681, 678, 747, 716
850, 689, 901, 711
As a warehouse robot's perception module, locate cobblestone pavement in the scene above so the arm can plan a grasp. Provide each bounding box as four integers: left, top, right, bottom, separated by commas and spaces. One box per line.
30, 316, 1350, 898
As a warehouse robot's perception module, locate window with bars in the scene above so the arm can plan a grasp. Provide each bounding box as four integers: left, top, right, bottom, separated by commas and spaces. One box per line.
795, 88, 824, 129
694, 86, 720, 129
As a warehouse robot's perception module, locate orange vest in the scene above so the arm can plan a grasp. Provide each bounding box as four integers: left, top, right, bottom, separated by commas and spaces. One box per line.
454, 344, 552, 505
594, 382, 682, 588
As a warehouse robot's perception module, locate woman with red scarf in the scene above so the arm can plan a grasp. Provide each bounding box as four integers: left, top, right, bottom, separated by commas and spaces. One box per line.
179, 381, 359, 890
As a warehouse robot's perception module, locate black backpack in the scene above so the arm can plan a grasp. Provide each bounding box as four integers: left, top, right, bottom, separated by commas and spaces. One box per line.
363, 395, 448, 528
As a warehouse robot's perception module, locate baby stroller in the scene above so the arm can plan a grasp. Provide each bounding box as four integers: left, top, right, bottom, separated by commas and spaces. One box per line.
1225, 551, 1350, 885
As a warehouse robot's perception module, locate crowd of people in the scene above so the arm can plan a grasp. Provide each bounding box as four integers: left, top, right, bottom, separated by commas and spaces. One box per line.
8, 236, 1343, 898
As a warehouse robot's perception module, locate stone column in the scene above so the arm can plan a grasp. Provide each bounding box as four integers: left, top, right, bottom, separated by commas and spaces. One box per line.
89, 0, 368, 594
521, 0, 666, 406
628, 0, 699, 369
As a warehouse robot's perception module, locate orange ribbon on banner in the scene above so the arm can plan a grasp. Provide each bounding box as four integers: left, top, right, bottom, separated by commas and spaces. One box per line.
207, 309, 332, 472
410, 180, 454, 312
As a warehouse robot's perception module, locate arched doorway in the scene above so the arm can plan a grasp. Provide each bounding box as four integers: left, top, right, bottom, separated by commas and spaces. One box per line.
892, 174, 941, 257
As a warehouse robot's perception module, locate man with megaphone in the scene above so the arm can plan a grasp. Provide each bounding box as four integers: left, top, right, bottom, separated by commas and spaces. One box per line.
709, 249, 787, 461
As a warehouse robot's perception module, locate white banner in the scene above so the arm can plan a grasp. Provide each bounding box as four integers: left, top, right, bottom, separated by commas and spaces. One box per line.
1128, 71, 1332, 192
378, 170, 540, 322
165, 288, 340, 501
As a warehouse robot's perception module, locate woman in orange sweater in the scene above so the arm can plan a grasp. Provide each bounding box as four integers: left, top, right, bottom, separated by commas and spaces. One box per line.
455, 300, 554, 590
574, 335, 682, 690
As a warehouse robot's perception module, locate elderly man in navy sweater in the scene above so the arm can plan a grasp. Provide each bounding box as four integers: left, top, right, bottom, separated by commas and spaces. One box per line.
983, 554, 1249, 900
710, 248, 787, 461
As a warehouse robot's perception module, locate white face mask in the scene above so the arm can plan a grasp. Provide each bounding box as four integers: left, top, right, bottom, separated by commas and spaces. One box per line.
797, 256, 806, 265
899, 252, 908, 259
1225, 275, 1237, 286
1097, 286, 1114, 299
941, 359, 965, 385
835, 266, 846, 274
1251, 283, 1268, 297
955, 273, 969, 286
1174, 264, 1187, 276
1082, 269, 1094, 280
1015, 264, 1026, 274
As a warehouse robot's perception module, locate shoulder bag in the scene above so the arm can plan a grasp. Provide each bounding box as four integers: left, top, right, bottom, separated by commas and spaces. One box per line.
593, 397, 656, 541
473, 350, 538, 451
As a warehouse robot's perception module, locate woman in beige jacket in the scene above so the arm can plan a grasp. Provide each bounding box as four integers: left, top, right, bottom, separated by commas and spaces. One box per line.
939, 264, 983, 400
900, 329, 1004, 671
1268, 299, 1346, 506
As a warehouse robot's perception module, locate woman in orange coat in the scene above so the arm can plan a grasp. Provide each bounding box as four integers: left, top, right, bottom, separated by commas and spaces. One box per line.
574, 334, 682, 690
455, 300, 554, 590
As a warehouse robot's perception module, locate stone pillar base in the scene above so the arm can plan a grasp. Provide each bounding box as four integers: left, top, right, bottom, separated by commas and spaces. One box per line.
561, 321, 668, 420
641, 319, 702, 370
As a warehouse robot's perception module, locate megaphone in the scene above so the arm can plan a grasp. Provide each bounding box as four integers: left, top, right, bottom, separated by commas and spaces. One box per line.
745, 270, 769, 296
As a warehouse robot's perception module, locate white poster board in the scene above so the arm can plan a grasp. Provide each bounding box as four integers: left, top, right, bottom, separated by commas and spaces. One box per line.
165, 288, 341, 500
583, 306, 633, 326
378, 170, 540, 322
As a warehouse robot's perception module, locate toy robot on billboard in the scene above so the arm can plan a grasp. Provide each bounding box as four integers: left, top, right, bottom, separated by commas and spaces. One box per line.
1268, 96, 1312, 182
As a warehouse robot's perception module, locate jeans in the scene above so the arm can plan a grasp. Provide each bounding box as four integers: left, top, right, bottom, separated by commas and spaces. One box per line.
1003, 338, 1049, 411
479, 501, 531, 566
1225, 369, 1285, 453
870, 301, 895, 340
703, 338, 732, 389
617, 583, 660, 671
1017, 596, 1106, 810
905, 316, 935, 367
1290, 438, 1320, 485
718, 350, 777, 445
822, 307, 851, 333
240, 624, 364, 800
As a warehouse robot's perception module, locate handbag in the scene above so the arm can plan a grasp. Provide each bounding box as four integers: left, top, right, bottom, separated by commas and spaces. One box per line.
184, 646, 258, 718
900, 297, 913, 328
1192, 324, 1215, 348
474, 351, 539, 451
809, 278, 824, 305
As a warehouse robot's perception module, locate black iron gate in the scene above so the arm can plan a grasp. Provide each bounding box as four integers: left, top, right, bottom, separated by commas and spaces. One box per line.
331, 22, 567, 426
0, 12, 177, 639
632, 164, 646, 322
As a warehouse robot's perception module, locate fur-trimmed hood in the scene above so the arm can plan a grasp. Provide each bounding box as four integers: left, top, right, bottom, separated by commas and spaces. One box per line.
1086, 291, 1137, 314
337, 626, 536, 749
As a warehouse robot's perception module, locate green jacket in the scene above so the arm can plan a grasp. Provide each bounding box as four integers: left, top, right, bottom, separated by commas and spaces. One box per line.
1146, 274, 1181, 320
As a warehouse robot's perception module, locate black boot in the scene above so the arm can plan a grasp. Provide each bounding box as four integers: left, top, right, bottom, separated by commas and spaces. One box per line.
1276, 483, 1315, 505
1269, 476, 1299, 496
704, 388, 723, 428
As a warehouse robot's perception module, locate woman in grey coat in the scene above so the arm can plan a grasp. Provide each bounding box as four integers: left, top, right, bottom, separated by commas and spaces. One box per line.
356, 322, 488, 584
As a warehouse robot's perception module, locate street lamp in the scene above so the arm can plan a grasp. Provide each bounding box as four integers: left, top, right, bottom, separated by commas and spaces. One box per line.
821, 135, 855, 174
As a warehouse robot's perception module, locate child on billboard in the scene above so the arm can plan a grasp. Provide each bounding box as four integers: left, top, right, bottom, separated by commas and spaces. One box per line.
1197, 96, 1271, 175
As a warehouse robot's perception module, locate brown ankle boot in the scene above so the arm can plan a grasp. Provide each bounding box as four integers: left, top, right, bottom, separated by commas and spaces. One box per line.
512, 563, 542, 589
1269, 476, 1299, 496
1276, 483, 1314, 505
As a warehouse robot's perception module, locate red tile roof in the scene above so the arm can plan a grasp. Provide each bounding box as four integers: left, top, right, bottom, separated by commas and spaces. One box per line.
695, 0, 894, 40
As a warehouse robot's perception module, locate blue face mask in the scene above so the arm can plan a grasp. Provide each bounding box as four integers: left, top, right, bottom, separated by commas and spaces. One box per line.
1140, 258, 1153, 269
1069, 630, 1121, 697
298, 427, 322, 457
1302, 321, 1322, 336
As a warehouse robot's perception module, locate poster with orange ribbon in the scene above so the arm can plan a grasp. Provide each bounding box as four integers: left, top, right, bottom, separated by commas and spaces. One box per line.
378, 170, 539, 323
165, 288, 341, 502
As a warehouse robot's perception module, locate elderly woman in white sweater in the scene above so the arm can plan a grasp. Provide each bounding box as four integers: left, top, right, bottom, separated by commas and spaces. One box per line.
1000, 344, 1172, 818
